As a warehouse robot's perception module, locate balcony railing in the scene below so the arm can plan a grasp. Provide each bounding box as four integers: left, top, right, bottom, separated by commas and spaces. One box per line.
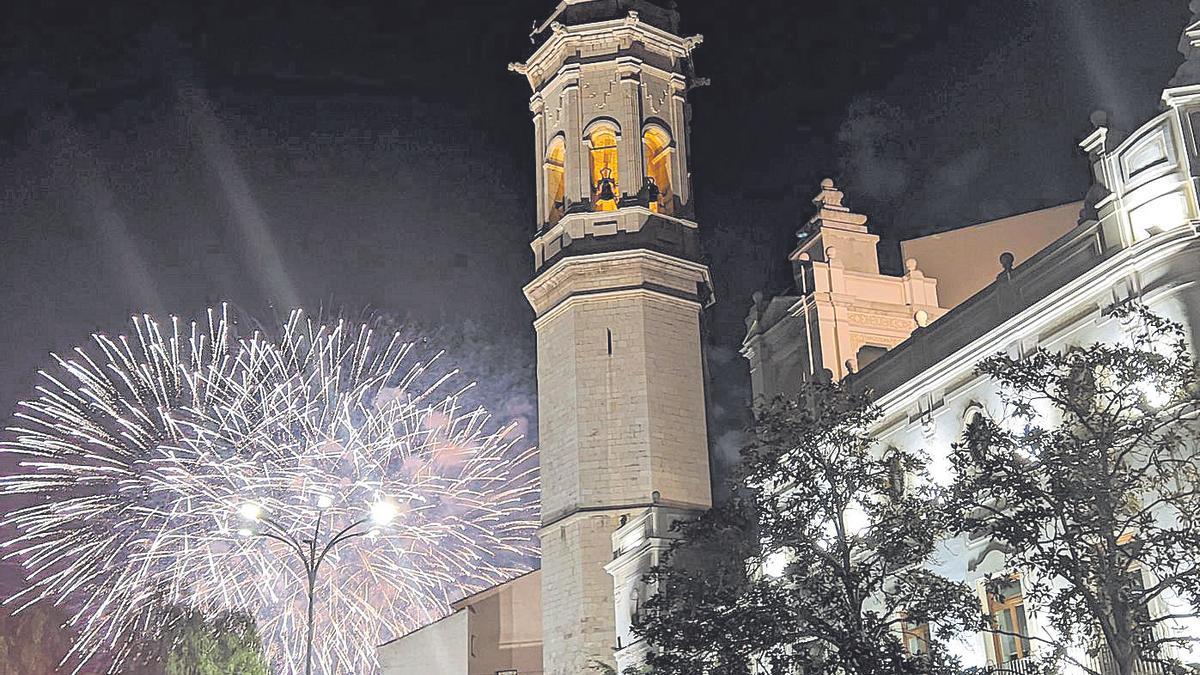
987, 652, 1172, 675
987, 657, 1042, 674
1087, 649, 1171, 675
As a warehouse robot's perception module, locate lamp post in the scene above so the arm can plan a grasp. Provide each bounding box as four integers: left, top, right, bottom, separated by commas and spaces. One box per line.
237, 497, 396, 675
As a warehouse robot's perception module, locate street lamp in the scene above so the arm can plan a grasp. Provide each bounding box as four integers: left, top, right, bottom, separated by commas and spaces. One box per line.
237, 496, 396, 675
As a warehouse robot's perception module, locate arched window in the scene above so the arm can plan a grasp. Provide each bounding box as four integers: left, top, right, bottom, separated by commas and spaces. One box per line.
642, 125, 673, 214
544, 135, 566, 226
587, 122, 620, 211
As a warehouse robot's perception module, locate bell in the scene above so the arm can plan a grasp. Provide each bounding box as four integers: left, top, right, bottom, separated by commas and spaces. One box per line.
597, 167, 616, 202
645, 177, 660, 203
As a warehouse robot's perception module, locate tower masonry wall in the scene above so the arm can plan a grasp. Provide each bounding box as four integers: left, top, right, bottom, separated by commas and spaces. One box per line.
539, 510, 634, 675
533, 290, 712, 519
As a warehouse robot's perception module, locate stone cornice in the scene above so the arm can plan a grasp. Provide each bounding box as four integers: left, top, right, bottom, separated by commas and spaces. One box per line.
531, 208, 698, 255
525, 248, 713, 321
866, 224, 1200, 420
510, 17, 700, 92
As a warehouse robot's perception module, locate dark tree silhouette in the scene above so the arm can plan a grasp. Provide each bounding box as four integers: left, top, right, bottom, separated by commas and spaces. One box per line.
635, 381, 980, 674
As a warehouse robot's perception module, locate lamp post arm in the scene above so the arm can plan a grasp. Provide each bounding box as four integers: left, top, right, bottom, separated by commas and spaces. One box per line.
254, 529, 310, 564
314, 518, 372, 570
255, 516, 310, 565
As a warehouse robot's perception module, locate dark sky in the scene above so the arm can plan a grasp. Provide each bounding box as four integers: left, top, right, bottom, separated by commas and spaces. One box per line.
0, 0, 1186, 463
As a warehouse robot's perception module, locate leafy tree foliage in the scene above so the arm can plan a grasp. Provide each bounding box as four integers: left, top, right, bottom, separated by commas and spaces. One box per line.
0, 601, 74, 674
636, 381, 979, 674
949, 304, 1200, 674
122, 605, 269, 675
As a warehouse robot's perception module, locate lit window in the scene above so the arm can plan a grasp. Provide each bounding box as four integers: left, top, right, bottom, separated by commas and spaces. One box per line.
642, 126, 673, 214
545, 136, 566, 226
901, 618, 930, 656
588, 124, 620, 211
987, 578, 1032, 664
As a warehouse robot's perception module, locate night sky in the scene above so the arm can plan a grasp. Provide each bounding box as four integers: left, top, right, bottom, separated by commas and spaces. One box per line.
0, 0, 1186, 587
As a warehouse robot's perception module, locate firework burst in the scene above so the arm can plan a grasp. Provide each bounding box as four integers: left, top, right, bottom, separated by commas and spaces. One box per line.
0, 306, 540, 673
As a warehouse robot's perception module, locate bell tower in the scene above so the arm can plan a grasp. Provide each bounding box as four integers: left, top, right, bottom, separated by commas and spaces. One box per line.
511, 1, 713, 672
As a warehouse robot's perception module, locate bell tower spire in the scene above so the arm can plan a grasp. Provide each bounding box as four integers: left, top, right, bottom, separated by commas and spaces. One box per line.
511, 2, 713, 672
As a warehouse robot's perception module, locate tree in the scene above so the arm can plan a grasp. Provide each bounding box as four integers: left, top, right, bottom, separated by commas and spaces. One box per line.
635, 380, 980, 674
0, 601, 74, 674
122, 605, 270, 675
949, 303, 1200, 674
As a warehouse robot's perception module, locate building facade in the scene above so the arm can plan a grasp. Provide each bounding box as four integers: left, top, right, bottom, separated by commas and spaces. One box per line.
378, 3, 1200, 674
379, 571, 542, 675
744, 22, 1200, 673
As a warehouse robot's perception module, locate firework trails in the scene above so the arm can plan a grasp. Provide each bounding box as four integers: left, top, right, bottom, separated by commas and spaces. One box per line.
0, 307, 540, 673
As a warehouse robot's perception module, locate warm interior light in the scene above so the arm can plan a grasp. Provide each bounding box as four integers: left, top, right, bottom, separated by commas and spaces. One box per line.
643, 126, 672, 213
545, 136, 566, 224
238, 502, 262, 522
588, 126, 619, 211
370, 500, 397, 526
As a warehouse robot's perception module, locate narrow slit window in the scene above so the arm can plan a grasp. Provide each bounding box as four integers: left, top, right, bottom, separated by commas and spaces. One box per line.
607, 328, 613, 356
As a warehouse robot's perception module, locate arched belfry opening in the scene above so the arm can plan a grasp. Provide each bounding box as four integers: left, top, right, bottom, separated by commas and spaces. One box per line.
586, 121, 621, 211
544, 135, 566, 226
642, 124, 673, 214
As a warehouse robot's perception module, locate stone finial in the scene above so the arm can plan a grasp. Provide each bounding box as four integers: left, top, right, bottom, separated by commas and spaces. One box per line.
999, 251, 1016, 277
802, 178, 868, 234
813, 178, 847, 210
904, 258, 919, 273
1089, 109, 1109, 129
1170, 1, 1200, 87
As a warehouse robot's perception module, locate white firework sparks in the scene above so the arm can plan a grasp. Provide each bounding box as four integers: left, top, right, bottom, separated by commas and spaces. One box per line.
0, 306, 540, 673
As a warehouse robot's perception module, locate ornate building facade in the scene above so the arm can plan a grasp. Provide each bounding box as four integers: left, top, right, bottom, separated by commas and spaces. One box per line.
380, 2, 1200, 673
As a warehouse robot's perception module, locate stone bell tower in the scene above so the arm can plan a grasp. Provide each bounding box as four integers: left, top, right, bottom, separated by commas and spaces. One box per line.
510, 1, 713, 672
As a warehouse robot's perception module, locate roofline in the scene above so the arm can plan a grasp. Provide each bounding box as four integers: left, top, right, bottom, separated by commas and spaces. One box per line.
375, 607, 467, 649
448, 568, 540, 610
901, 200, 1084, 244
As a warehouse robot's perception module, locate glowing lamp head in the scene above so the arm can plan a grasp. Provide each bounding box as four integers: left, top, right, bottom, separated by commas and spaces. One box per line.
370, 500, 396, 526
763, 550, 789, 579
1138, 380, 1172, 408
316, 494, 333, 510
238, 502, 262, 522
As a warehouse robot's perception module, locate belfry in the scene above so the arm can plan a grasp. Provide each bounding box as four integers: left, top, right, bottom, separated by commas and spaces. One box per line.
510, 1, 715, 672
